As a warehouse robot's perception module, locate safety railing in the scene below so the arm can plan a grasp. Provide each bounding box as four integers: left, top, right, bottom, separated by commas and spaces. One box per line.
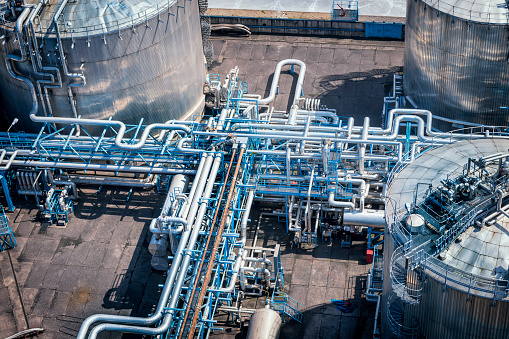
433, 207, 480, 255
420, 0, 509, 25
0, 205, 16, 251
271, 292, 303, 323
386, 294, 419, 339
390, 246, 423, 305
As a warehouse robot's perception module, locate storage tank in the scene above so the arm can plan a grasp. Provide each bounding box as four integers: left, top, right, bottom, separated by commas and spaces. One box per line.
246, 308, 282, 339
404, 0, 509, 128
383, 138, 509, 338
0, 0, 206, 132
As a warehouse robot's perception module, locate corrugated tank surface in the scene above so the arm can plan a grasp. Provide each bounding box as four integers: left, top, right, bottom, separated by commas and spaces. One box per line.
0, 0, 206, 132
419, 277, 509, 339
403, 0, 509, 127
384, 139, 509, 338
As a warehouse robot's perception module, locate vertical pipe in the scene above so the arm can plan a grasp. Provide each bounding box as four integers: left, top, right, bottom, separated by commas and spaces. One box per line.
187, 144, 246, 339
176, 148, 238, 339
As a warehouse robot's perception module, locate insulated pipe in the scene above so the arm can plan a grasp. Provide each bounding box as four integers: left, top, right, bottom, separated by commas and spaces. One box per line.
0, 151, 18, 171
149, 216, 188, 236
177, 137, 207, 153
6, 53, 39, 119
258, 59, 306, 106
87, 154, 221, 339
3, 159, 195, 175
29, 115, 192, 151
343, 210, 385, 227
52, 179, 78, 200
382, 109, 485, 139
244, 256, 272, 268
14, 7, 31, 60
242, 266, 271, 287
176, 149, 238, 339
77, 155, 212, 338
66, 175, 157, 188
208, 250, 243, 293
328, 191, 354, 211
120, 153, 221, 338
238, 190, 255, 246
187, 145, 246, 339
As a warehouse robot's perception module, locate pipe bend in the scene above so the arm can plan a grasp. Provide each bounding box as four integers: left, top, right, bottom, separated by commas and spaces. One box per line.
328, 191, 355, 211
28, 115, 191, 150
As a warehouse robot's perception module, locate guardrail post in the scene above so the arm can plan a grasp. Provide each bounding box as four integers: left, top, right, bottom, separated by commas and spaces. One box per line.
467, 273, 472, 301
444, 266, 448, 292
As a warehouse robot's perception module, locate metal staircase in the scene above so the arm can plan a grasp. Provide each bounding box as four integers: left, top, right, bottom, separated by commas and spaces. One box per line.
389, 245, 423, 305
0, 205, 16, 251
271, 292, 303, 323
387, 294, 418, 339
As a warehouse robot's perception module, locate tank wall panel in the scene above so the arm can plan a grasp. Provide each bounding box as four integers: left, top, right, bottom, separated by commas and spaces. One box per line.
403, 0, 509, 127
418, 276, 509, 339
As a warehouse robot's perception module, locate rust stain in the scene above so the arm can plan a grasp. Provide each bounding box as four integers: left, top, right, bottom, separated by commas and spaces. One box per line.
67, 286, 91, 309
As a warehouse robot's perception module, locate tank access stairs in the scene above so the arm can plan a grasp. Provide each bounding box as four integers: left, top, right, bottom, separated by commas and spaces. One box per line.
271, 292, 303, 323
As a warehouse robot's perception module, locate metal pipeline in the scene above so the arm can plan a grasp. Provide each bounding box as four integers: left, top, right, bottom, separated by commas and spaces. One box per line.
238, 190, 255, 246
29, 115, 192, 151
3, 159, 195, 175
187, 144, 246, 339
53, 0, 86, 128
328, 191, 355, 211
77, 155, 213, 338
258, 59, 306, 106
6, 8, 39, 120
208, 189, 255, 294
51, 179, 78, 200
65, 174, 158, 188
0, 151, 18, 171
176, 148, 238, 339
149, 216, 188, 236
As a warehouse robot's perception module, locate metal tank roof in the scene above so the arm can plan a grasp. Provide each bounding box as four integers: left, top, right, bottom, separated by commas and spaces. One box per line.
443, 218, 509, 280
422, 0, 509, 24
387, 138, 509, 297
26, 0, 177, 37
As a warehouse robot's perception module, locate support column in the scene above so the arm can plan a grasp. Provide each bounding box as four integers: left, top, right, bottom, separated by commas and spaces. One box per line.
0, 172, 14, 212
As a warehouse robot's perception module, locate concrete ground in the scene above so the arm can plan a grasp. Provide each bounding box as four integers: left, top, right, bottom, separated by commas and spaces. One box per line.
209, 34, 404, 127
0, 34, 403, 339
210, 204, 376, 339
0, 188, 166, 339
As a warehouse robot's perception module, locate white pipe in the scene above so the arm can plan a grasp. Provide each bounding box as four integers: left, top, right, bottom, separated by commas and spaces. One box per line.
258, 59, 306, 106
77, 155, 211, 337
328, 191, 355, 211
29, 115, 192, 151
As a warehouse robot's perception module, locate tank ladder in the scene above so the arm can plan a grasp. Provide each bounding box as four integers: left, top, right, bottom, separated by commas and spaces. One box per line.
0, 205, 16, 251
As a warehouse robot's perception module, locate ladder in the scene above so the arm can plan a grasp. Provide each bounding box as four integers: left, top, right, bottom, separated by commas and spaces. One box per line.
0, 205, 16, 251
271, 292, 303, 323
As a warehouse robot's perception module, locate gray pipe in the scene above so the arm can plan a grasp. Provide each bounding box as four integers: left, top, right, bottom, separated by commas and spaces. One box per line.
66, 175, 157, 188
51, 179, 78, 200
0, 151, 18, 171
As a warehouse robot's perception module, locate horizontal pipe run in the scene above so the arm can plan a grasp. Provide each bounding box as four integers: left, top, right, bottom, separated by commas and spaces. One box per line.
2, 160, 196, 175
29, 115, 192, 151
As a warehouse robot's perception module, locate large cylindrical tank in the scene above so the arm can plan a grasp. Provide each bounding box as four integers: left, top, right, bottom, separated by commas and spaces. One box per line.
246, 308, 282, 339
404, 0, 509, 127
0, 0, 206, 132
382, 138, 509, 339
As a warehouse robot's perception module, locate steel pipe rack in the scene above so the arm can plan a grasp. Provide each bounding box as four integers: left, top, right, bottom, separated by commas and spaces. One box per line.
0, 58, 501, 338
